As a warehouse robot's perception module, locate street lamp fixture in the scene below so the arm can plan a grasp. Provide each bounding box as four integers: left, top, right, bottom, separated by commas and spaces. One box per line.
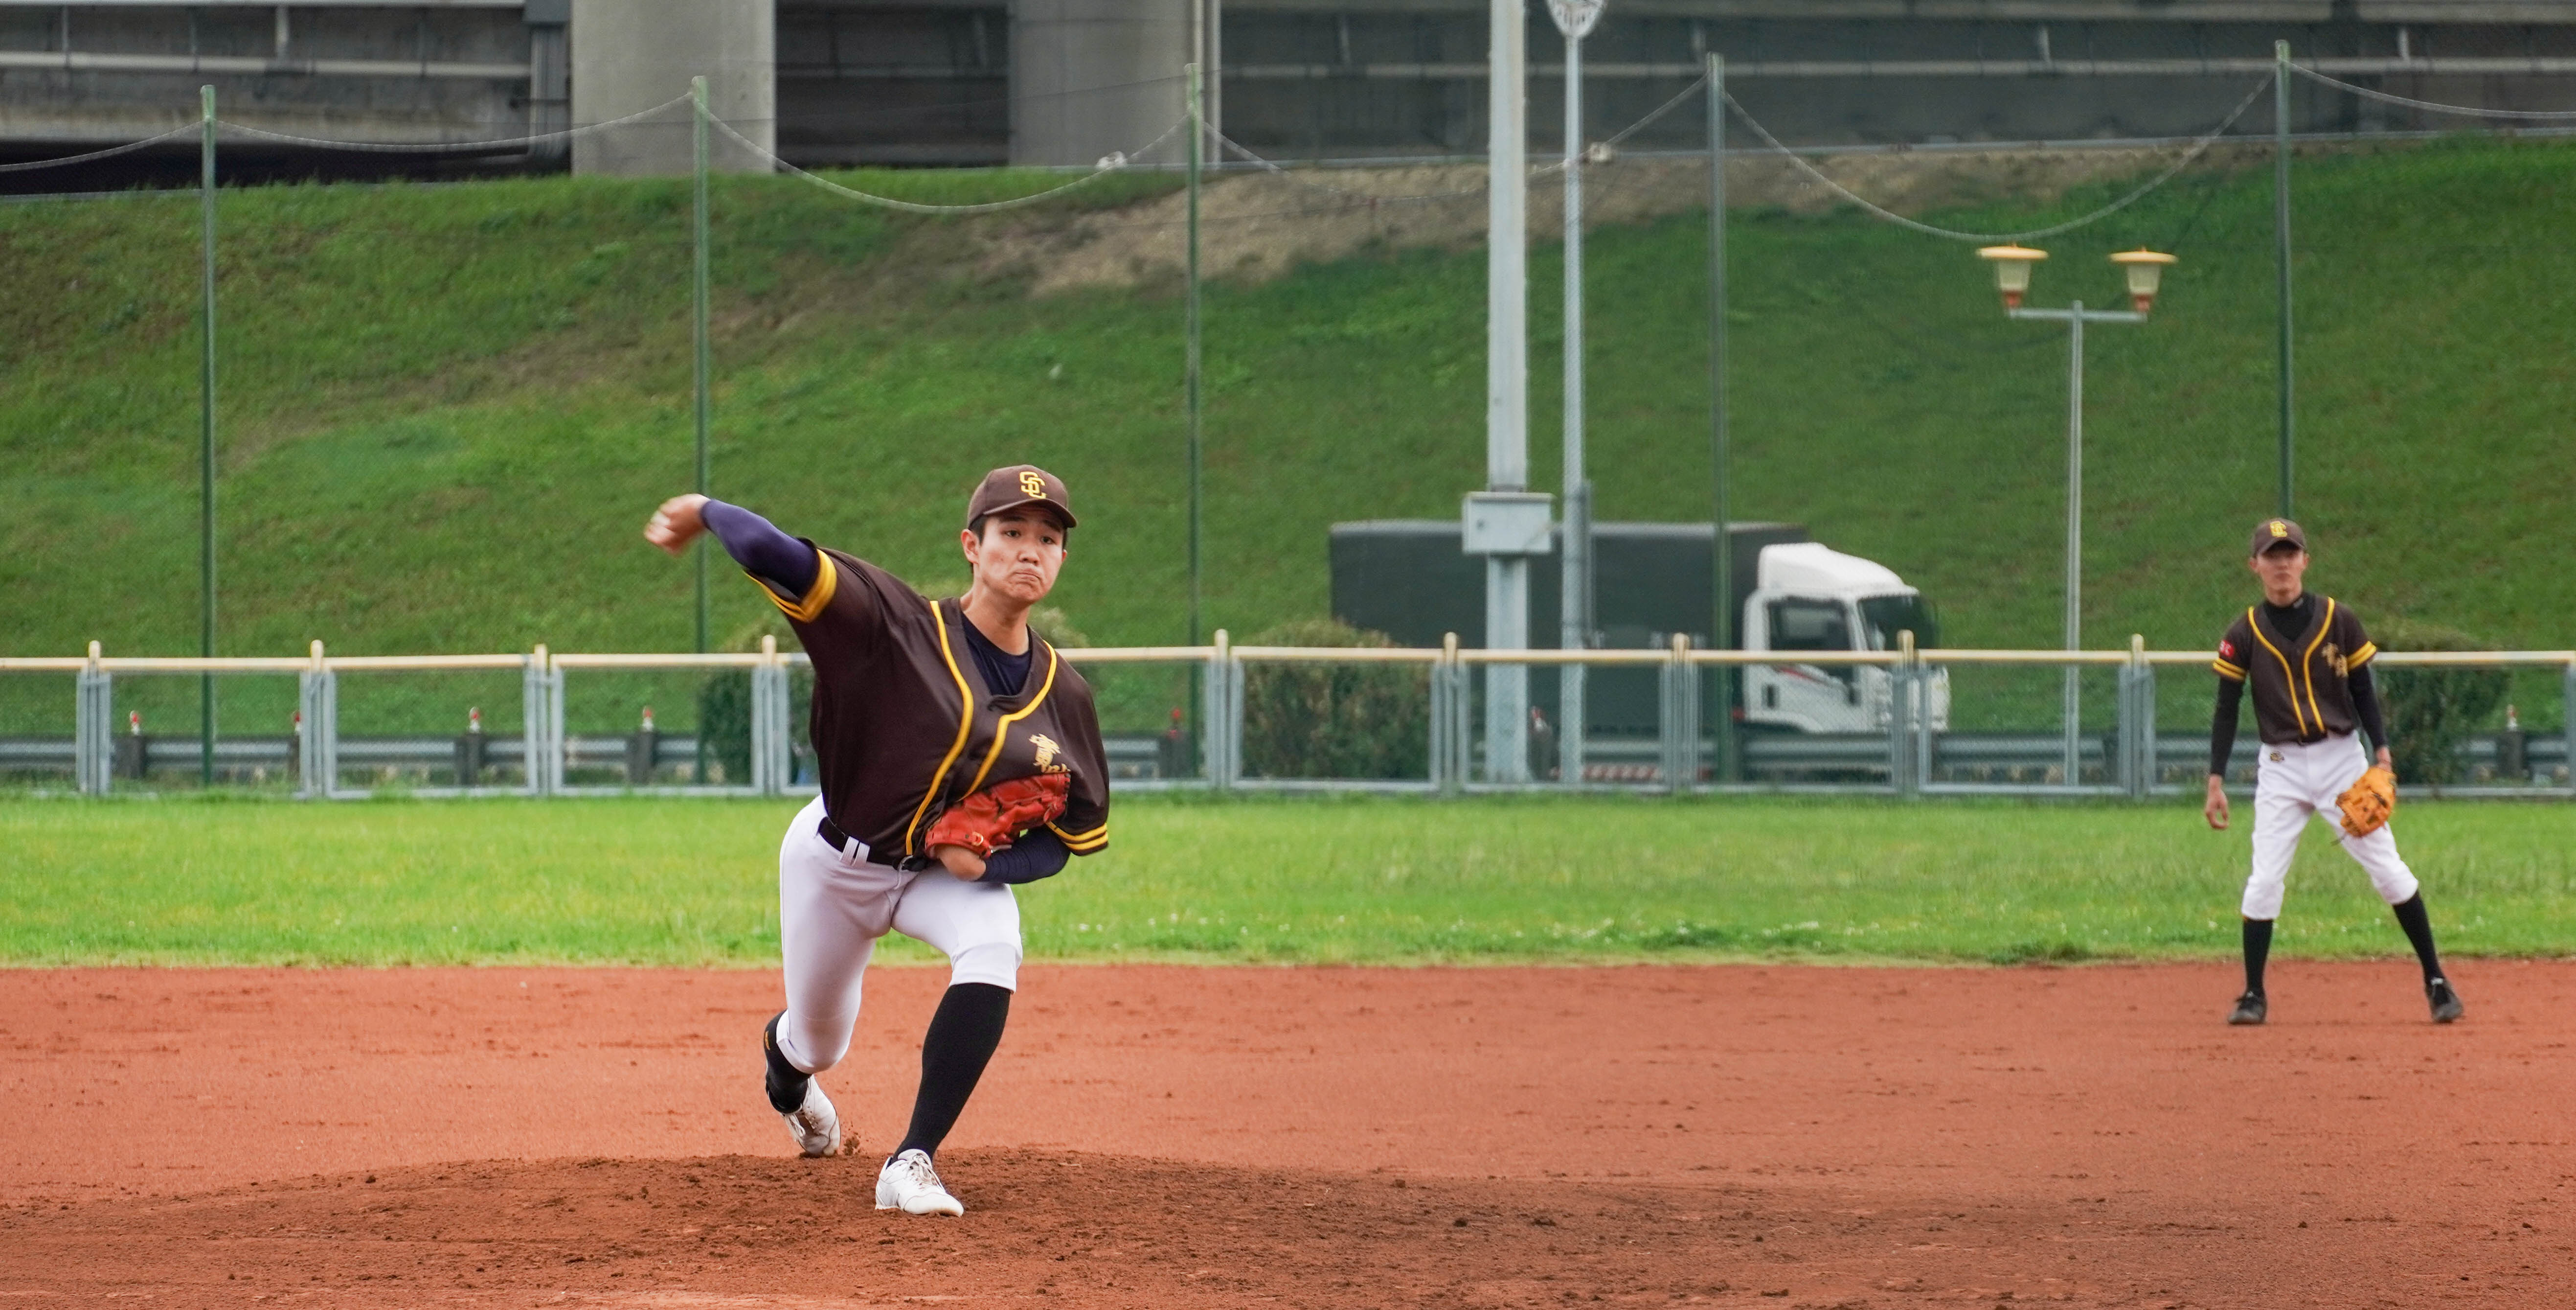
1977, 244, 2046, 309
2110, 248, 2179, 314
1977, 245, 2179, 785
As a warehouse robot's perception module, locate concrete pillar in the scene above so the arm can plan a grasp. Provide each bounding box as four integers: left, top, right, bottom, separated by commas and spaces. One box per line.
570, 0, 773, 177
1013, 0, 1191, 167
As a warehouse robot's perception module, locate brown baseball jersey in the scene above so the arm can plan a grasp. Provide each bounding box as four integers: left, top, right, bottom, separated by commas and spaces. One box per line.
2212, 595, 2380, 746
760, 545, 1109, 864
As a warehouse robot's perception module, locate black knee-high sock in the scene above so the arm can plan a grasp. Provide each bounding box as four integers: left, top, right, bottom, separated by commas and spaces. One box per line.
763, 1011, 810, 1114
897, 983, 1011, 1160
2391, 894, 2445, 984
2242, 918, 2273, 996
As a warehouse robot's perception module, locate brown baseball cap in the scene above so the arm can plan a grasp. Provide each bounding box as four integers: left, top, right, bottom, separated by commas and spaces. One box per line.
966, 464, 1076, 531
2248, 517, 2307, 556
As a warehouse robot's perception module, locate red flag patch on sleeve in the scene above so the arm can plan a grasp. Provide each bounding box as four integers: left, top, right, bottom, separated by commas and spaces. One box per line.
2218, 639, 2235, 659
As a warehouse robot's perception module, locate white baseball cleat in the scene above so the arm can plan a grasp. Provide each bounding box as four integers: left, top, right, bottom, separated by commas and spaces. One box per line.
875, 1149, 965, 1216
781, 1079, 843, 1158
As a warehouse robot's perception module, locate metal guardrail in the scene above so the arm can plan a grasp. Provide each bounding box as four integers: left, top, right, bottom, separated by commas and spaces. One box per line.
7, 634, 2572, 801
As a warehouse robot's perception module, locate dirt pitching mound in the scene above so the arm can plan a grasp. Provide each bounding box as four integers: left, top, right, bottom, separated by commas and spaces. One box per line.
4, 961, 2573, 1307
1, 1143, 2529, 1310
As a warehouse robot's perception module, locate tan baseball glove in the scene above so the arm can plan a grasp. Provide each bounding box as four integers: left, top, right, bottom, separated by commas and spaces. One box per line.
2337, 765, 2396, 838
924, 773, 1070, 859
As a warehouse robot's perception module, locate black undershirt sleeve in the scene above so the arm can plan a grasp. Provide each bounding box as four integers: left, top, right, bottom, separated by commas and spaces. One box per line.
2350, 664, 2391, 757
2210, 674, 2245, 777
700, 499, 820, 598
977, 826, 1070, 885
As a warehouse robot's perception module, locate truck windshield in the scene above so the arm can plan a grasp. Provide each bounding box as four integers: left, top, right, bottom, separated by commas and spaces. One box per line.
1767, 598, 1853, 652
1857, 593, 1940, 650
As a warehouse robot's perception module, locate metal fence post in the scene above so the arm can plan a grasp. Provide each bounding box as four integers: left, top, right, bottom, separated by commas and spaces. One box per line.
523, 644, 551, 796
2564, 659, 2575, 798
1912, 639, 1934, 792
2120, 634, 2151, 799
1427, 634, 1452, 792
1661, 634, 1695, 793
554, 649, 574, 794
1225, 646, 1245, 788
296, 641, 330, 798
75, 641, 110, 795
1893, 630, 1919, 797
1203, 630, 1231, 790
752, 634, 786, 796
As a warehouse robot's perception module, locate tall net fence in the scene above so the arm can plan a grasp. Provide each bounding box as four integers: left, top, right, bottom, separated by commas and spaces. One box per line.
2, 67, 2571, 794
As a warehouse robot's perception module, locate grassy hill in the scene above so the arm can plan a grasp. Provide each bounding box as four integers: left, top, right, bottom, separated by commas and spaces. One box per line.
2, 138, 2571, 739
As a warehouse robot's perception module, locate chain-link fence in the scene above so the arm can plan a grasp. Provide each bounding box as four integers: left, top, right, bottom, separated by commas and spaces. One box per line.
4, 64, 2571, 796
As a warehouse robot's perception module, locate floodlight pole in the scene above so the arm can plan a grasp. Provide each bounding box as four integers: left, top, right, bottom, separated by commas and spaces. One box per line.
199, 84, 218, 787
1480, 0, 1532, 783
1706, 51, 1733, 783
1549, 0, 1601, 789
1186, 61, 1204, 648
2273, 39, 2295, 518
2009, 300, 2145, 785
692, 75, 711, 658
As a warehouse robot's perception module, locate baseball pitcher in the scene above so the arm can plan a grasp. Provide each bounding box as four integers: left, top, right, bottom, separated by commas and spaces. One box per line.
645, 464, 1110, 1215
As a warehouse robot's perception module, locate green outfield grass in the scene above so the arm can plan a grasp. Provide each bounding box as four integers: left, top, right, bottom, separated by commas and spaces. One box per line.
3, 794, 2568, 967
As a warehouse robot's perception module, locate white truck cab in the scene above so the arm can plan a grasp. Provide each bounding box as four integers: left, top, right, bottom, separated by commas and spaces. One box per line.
1741, 543, 1950, 735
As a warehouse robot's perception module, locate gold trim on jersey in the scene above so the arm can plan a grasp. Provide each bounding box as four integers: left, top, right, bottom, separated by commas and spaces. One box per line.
2213, 657, 2246, 681
754, 550, 838, 623
2244, 606, 2308, 736
1047, 819, 1108, 852
2298, 598, 2336, 734
2348, 640, 2378, 669
902, 596, 978, 858
962, 644, 1060, 796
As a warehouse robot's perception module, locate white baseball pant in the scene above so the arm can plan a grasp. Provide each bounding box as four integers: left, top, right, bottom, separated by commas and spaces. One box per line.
2240, 732, 2418, 921
771, 795, 1023, 1076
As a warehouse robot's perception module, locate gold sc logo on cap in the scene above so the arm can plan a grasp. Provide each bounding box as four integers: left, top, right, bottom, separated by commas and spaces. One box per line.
1019, 471, 1047, 497
2268, 521, 2288, 537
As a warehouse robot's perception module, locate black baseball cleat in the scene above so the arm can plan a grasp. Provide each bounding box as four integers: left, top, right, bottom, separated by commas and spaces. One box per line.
2226, 990, 2267, 1026
2426, 978, 2464, 1024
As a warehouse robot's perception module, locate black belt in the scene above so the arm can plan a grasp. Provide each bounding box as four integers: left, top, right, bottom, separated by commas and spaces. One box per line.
817, 814, 910, 869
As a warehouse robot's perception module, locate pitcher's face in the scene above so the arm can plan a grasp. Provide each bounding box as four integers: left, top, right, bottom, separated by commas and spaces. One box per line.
962, 510, 1067, 605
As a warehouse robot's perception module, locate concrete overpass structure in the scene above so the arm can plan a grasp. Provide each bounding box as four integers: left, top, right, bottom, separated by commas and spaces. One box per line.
4, 0, 2575, 188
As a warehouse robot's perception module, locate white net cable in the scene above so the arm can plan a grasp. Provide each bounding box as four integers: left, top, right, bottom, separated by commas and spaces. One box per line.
2290, 63, 2576, 120
0, 122, 200, 173
706, 113, 1186, 213
1723, 73, 2274, 243
217, 93, 693, 153
1597, 72, 1712, 152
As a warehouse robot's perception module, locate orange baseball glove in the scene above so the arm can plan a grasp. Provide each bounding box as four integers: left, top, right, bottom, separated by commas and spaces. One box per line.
924, 774, 1070, 859
2337, 765, 2396, 838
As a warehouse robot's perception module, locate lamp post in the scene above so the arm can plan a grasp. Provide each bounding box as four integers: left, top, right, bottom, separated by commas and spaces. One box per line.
1977, 244, 2177, 785
1546, 0, 1602, 787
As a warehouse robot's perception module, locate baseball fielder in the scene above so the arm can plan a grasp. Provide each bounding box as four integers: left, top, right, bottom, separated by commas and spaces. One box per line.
2203, 517, 2460, 1027
644, 465, 1110, 1215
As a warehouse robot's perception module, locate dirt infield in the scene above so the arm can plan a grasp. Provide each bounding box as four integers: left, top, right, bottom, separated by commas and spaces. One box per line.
4, 961, 2573, 1308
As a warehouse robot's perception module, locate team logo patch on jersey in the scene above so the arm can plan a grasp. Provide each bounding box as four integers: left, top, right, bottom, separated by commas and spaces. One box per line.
2218, 639, 2235, 659
1029, 733, 1061, 769
2323, 642, 2345, 675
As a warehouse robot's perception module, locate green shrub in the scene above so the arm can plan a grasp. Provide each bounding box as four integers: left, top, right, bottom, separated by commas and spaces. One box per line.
2370, 616, 2507, 787
1240, 619, 1428, 780
697, 617, 814, 786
